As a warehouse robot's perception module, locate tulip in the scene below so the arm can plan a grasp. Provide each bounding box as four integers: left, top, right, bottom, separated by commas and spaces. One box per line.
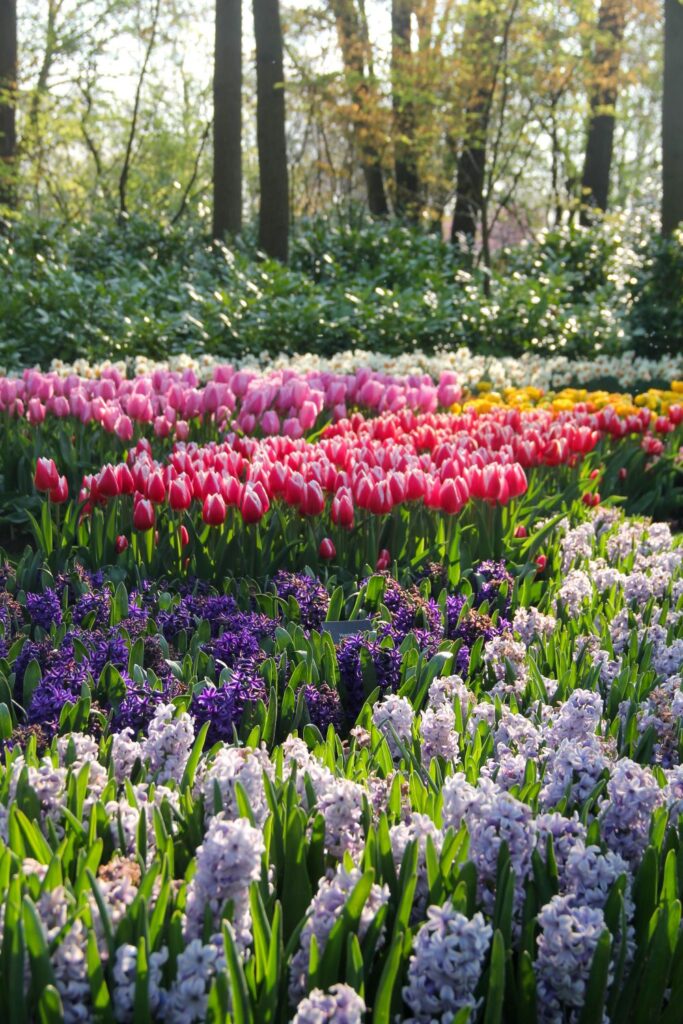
180, 525, 190, 547
319, 538, 336, 560
34, 457, 59, 492
331, 489, 354, 528
169, 477, 192, 511
241, 485, 266, 524
49, 475, 69, 504
376, 548, 391, 571
115, 415, 134, 442
300, 480, 325, 517
116, 463, 135, 495
97, 464, 120, 499
115, 535, 129, 554
202, 493, 227, 526
535, 554, 547, 571
133, 498, 155, 531
514, 525, 527, 539
147, 471, 166, 504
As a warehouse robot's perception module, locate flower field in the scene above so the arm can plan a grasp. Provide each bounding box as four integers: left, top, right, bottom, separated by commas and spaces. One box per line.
1, 355, 683, 1023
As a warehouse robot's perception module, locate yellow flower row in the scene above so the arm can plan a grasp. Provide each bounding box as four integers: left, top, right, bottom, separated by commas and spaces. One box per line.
452, 381, 683, 417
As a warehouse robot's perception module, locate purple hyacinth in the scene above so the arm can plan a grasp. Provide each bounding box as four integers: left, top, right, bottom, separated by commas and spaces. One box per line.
26, 590, 62, 632
299, 683, 344, 733
73, 590, 111, 628
274, 572, 329, 632
192, 666, 268, 745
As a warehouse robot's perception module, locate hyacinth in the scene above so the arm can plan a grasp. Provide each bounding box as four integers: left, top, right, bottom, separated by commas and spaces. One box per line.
337, 633, 403, 716
513, 605, 557, 646
290, 864, 390, 1002
26, 589, 62, 631
540, 737, 610, 809
420, 703, 458, 764
402, 904, 492, 1023
390, 813, 444, 919
546, 689, 604, 746
372, 694, 415, 757
443, 775, 536, 913
484, 632, 529, 697
599, 758, 665, 863
112, 943, 168, 1022
167, 939, 225, 1024
564, 843, 632, 914
185, 814, 265, 945
191, 666, 267, 745
535, 813, 588, 880
142, 703, 195, 783
427, 673, 471, 710
292, 984, 366, 1024
198, 744, 274, 825
312, 774, 366, 858
535, 895, 610, 1024
274, 571, 330, 631
299, 682, 344, 733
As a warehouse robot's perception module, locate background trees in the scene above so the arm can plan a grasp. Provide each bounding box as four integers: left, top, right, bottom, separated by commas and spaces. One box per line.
0, 0, 677, 257
662, 0, 683, 236
0, 0, 18, 209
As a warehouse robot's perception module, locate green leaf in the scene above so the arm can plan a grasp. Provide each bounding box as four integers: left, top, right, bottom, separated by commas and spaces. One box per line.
483, 929, 506, 1024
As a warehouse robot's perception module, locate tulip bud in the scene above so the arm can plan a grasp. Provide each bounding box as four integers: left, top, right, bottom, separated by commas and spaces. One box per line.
202, 492, 227, 526
133, 498, 155, 531
319, 537, 336, 560
169, 477, 192, 511
49, 475, 69, 504
97, 464, 120, 499
376, 548, 391, 571
240, 485, 266, 525
535, 554, 547, 571
180, 525, 189, 547
34, 457, 59, 492
514, 525, 527, 539
147, 471, 166, 504
115, 535, 129, 554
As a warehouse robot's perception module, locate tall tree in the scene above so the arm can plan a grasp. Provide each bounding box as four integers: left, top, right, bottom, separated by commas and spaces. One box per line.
451, 0, 518, 247
253, 0, 289, 260
330, 0, 389, 215
0, 0, 18, 209
662, 0, 683, 236
392, 0, 419, 219
213, 0, 242, 239
580, 0, 627, 222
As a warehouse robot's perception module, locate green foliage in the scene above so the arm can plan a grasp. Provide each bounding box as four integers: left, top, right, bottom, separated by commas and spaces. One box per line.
0, 213, 680, 370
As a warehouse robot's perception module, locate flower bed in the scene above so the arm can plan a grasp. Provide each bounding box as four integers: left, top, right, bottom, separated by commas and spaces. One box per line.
2, 357, 683, 1022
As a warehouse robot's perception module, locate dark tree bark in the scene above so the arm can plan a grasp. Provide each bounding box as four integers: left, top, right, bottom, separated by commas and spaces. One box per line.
663, 0, 683, 236
330, 0, 388, 216
450, 100, 489, 245
450, 2, 497, 247
579, 0, 626, 223
253, 0, 289, 261
392, 0, 419, 220
0, 0, 18, 209
213, 0, 242, 239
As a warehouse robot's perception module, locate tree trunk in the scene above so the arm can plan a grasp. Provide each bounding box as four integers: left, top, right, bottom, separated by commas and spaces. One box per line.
580, 0, 626, 223
0, 0, 18, 209
213, 0, 242, 239
330, 0, 388, 215
663, 0, 683, 236
253, 0, 289, 261
392, 0, 419, 219
450, 1, 499, 248
450, 107, 488, 245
